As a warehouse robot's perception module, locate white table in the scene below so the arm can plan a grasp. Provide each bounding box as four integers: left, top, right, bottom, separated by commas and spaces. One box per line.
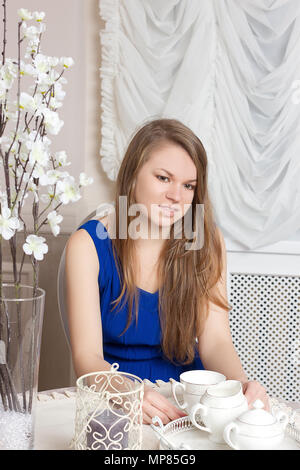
34, 381, 300, 450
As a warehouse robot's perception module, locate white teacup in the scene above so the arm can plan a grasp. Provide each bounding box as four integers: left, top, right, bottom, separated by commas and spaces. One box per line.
190, 380, 248, 444
171, 370, 226, 413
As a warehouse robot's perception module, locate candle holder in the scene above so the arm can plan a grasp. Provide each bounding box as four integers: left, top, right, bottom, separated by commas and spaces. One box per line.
72, 363, 144, 450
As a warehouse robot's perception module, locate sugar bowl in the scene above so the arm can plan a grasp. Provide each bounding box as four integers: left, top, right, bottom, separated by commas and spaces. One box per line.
223, 399, 289, 450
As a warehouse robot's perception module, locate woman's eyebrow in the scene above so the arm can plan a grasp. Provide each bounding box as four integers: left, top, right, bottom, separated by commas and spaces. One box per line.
156, 168, 197, 182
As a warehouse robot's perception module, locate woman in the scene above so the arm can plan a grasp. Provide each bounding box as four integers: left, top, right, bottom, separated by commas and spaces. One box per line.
65, 118, 269, 425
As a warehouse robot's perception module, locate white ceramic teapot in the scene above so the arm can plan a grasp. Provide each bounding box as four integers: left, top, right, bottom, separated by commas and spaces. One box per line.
223, 399, 289, 450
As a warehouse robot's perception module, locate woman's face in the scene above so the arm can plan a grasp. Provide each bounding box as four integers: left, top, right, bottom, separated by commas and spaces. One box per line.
133, 142, 197, 233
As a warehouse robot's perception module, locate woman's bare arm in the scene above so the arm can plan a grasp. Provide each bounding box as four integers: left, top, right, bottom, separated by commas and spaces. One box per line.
198, 229, 248, 382
65, 229, 112, 377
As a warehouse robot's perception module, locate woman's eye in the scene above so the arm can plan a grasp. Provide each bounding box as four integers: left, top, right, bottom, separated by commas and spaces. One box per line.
156, 175, 195, 190
185, 184, 196, 191
156, 175, 169, 182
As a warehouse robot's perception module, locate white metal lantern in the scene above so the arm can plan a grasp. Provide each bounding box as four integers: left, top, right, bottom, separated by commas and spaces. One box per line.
72, 363, 144, 450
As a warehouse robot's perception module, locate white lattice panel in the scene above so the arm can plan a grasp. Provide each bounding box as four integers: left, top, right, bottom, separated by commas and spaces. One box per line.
229, 273, 300, 402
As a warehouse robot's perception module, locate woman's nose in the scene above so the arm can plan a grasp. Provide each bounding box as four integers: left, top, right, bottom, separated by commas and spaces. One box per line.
166, 184, 181, 202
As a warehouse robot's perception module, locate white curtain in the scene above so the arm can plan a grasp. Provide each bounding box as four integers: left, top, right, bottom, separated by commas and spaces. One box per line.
99, 0, 300, 249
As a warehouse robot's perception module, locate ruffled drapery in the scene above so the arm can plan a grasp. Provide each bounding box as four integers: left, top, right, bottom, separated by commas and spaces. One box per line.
99, 0, 300, 249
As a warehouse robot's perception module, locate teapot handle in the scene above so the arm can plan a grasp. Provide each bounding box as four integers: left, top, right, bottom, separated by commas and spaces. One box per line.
275, 410, 289, 430
223, 422, 240, 450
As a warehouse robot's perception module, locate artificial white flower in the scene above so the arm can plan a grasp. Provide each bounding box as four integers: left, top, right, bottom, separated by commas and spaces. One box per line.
48, 57, 59, 67
25, 38, 39, 58
79, 172, 94, 187
42, 108, 64, 135
54, 82, 66, 101
20, 21, 28, 35
0, 80, 6, 100
60, 57, 74, 68
47, 210, 63, 236
0, 60, 17, 89
39, 169, 69, 186
3, 101, 17, 121
31, 165, 47, 180
40, 187, 60, 204
20, 61, 36, 77
19, 92, 35, 112
32, 11, 46, 22
36, 68, 59, 88
0, 207, 20, 240
25, 131, 51, 148
57, 76, 68, 86
18, 9, 33, 21
57, 176, 81, 204
36, 23, 46, 34
8, 140, 18, 156
38, 171, 53, 187
54, 151, 71, 167
1, 133, 16, 153
18, 150, 29, 164
16, 166, 29, 180
17, 219, 25, 232
23, 234, 48, 261
23, 25, 39, 40
34, 54, 50, 75
27, 140, 49, 168
27, 179, 36, 191
49, 97, 62, 110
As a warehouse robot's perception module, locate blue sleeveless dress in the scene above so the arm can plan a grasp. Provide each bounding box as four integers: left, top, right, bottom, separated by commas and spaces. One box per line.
77, 219, 204, 382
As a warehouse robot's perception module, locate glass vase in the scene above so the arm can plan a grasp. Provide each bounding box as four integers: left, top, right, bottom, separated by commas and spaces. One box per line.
0, 284, 45, 450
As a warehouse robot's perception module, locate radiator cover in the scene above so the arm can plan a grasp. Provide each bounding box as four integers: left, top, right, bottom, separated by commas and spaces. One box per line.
229, 272, 300, 402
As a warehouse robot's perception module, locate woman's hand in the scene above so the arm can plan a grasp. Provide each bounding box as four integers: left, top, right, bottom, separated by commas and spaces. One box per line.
242, 380, 270, 411
142, 385, 187, 425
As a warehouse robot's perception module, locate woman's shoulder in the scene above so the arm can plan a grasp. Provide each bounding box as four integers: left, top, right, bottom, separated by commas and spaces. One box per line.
66, 216, 107, 253
96, 215, 109, 230
74, 216, 109, 240
65, 227, 100, 274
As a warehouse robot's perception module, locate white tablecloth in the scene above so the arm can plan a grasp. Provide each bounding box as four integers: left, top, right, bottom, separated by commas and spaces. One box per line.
34, 381, 300, 450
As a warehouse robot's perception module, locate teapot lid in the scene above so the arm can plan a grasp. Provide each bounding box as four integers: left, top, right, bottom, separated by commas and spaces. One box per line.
238, 399, 275, 426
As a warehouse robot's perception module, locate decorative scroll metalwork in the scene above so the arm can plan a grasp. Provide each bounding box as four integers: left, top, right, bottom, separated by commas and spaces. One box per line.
72, 363, 144, 450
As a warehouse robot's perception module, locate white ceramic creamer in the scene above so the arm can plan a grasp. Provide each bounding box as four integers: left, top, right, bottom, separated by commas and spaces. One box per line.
190, 380, 248, 444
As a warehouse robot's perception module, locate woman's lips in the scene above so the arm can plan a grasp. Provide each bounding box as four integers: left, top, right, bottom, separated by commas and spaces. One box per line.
159, 205, 177, 217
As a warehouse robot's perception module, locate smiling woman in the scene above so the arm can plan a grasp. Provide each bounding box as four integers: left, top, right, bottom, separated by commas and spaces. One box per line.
65, 118, 269, 425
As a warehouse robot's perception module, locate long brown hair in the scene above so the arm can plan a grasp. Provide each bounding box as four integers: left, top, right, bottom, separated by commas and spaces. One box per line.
109, 118, 230, 365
